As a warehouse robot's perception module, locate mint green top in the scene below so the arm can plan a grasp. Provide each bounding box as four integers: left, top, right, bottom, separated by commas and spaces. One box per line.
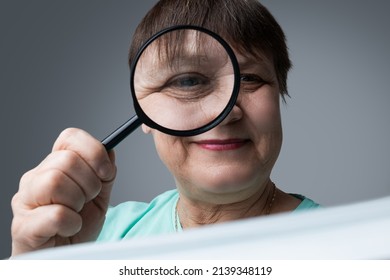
97, 189, 320, 242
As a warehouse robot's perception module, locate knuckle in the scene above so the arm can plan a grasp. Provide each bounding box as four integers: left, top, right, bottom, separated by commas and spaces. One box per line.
10, 192, 22, 211
59, 127, 80, 139
49, 205, 71, 227
54, 128, 83, 151
43, 168, 67, 188
14, 173, 37, 210
56, 150, 80, 169
41, 169, 80, 203
51, 205, 66, 220
38, 169, 71, 200
19, 169, 35, 190
50, 206, 82, 235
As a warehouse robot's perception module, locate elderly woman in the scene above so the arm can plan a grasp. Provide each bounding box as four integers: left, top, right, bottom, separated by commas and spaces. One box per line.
10, 0, 319, 256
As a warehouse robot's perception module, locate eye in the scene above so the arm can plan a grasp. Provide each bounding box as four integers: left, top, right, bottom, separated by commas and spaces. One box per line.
162, 73, 213, 102
240, 73, 266, 85
239, 73, 268, 93
167, 73, 209, 89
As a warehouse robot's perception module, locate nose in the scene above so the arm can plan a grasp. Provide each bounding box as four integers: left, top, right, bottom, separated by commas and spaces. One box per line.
219, 94, 243, 125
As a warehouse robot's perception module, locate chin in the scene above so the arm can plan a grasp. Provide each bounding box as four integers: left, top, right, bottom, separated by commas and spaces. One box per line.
195, 166, 265, 195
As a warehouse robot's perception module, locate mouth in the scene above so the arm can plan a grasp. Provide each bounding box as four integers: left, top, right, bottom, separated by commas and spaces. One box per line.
194, 139, 250, 151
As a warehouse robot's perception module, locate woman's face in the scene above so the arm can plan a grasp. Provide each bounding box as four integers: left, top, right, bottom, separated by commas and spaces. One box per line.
142, 48, 282, 204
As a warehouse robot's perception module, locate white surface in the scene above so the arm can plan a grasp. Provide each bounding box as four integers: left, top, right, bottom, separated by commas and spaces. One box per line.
16, 195, 390, 260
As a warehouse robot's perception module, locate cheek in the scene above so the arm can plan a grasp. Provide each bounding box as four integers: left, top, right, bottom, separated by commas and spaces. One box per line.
152, 132, 189, 174
244, 88, 283, 160
245, 86, 281, 130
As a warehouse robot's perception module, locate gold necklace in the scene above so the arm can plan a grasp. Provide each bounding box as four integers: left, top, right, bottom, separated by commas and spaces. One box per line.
175, 182, 277, 232
174, 200, 181, 232
266, 182, 277, 215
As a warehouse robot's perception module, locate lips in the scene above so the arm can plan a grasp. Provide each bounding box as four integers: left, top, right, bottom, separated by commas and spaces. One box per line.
194, 139, 249, 151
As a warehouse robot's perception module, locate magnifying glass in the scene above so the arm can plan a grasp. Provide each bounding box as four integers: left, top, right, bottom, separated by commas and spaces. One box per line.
102, 25, 240, 150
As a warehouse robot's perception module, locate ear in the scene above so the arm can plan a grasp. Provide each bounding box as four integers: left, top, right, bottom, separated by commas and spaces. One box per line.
142, 124, 152, 134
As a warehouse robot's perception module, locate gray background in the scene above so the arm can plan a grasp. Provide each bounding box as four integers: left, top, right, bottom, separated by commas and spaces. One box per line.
1, 0, 389, 259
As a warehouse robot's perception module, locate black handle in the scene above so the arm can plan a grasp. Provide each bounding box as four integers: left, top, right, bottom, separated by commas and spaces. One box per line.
101, 115, 142, 150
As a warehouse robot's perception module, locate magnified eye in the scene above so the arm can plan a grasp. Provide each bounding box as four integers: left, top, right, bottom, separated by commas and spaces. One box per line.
130, 27, 240, 134
158, 73, 213, 102
167, 73, 209, 89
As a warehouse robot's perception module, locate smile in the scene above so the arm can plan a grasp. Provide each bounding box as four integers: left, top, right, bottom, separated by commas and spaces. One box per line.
194, 139, 250, 151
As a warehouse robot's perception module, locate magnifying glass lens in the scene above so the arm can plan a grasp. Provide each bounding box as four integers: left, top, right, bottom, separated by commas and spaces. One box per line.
133, 29, 236, 132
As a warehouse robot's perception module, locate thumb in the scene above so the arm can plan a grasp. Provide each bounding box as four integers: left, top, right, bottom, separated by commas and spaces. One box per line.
98, 149, 117, 202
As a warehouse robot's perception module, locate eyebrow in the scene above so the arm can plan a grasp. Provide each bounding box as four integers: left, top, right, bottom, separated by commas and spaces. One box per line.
237, 53, 267, 65
141, 54, 211, 77
236, 54, 277, 82
136, 57, 220, 87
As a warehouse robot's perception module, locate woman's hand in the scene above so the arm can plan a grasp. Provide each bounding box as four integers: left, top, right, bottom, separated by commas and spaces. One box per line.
11, 128, 116, 256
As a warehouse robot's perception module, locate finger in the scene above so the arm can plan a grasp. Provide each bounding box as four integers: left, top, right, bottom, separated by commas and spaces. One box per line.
19, 167, 86, 212
11, 204, 82, 252
97, 149, 117, 200
52, 128, 116, 182
35, 150, 103, 203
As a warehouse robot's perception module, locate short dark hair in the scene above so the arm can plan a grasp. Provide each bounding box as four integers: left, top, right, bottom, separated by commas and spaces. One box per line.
129, 0, 292, 98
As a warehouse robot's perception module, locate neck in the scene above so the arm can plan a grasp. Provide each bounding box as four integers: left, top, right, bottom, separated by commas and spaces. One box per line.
176, 180, 276, 229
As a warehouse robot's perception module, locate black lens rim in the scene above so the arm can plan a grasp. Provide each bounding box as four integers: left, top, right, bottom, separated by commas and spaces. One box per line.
130, 25, 240, 137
